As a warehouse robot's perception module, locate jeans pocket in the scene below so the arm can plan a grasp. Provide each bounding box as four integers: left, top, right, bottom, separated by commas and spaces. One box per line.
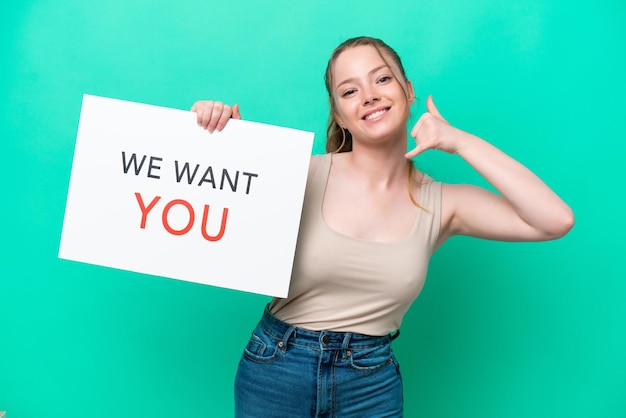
347, 343, 393, 372
242, 330, 281, 364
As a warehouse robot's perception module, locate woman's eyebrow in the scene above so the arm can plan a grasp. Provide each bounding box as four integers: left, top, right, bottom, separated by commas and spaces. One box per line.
336, 64, 390, 89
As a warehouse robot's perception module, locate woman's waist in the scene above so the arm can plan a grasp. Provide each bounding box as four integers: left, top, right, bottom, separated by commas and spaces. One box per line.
260, 304, 398, 350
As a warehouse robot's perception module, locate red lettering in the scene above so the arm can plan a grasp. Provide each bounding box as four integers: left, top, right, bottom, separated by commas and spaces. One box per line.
135, 193, 161, 229
135, 192, 229, 241
162, 199, 195, 235
201, 206, 229, 242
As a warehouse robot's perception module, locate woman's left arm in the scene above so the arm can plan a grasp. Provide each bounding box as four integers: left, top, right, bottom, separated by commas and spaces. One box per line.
407, 96, 574, 243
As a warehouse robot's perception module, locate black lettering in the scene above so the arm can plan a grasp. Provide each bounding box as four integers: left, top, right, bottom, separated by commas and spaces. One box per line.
242, 172, 259, 194
197, 166, 216, 188
175, 161, 200, 184
220, 169, 239, 192
122, 152, 147, 175
147, 156, 162, 179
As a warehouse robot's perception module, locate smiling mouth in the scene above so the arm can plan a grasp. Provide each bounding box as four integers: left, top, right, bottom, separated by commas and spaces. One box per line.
363, 108, 390, 120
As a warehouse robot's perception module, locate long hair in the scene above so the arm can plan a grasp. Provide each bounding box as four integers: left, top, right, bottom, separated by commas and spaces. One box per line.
323, 37, 426, 210
323, 36, 411, 154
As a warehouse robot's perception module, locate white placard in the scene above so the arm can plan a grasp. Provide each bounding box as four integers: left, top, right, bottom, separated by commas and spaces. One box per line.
59, 94, 313, 297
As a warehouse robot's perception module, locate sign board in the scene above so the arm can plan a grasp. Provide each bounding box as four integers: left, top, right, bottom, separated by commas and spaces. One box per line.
59, 94, 313, 297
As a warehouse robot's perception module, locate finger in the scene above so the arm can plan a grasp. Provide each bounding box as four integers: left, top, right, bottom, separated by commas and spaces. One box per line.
216, 105, 232, 131
426, 95, 445, 121
410, 118, 422, 138
232, 103, 241, 120
200, 102, 214, 129
405, 143, 428, 159
190, 101, 206, 126
207, 102, 225, 132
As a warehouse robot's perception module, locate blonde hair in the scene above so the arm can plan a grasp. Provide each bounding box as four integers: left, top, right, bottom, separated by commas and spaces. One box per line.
324, 37, 426, 209
324, 36, 411, 154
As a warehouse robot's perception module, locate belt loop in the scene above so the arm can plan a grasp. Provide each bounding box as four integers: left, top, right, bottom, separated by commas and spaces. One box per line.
341, 332, 352, 360
280, 326, 296, 353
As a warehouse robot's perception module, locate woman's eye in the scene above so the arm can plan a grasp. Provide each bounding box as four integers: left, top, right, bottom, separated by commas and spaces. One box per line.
377, 76, 392, 84
342, 89, 356, 97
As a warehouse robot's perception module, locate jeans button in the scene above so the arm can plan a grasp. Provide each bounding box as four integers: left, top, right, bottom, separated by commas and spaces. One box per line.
321, 335, 330, 344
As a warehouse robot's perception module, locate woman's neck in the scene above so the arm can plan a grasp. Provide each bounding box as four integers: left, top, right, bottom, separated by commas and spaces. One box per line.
344, 139, 410, 189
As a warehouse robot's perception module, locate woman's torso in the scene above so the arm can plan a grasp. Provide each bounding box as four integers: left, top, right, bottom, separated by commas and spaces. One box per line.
270, 153, 442, 336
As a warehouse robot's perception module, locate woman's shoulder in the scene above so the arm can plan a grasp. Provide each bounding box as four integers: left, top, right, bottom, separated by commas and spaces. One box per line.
416, 171, 442, 202
414, 168, 440, 189
311, 153, 331, 163
308, 153, 332, 175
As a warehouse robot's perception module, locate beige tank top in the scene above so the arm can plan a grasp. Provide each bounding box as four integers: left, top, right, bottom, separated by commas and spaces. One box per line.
270, 153, 442, 336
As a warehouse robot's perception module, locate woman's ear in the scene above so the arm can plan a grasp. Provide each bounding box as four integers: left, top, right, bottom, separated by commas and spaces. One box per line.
329, 97, 345, 127
332, 109, 345, 128
406, 80, 415, 106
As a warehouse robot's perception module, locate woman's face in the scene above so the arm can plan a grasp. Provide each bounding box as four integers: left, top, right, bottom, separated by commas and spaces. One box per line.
331, 45, 414, 146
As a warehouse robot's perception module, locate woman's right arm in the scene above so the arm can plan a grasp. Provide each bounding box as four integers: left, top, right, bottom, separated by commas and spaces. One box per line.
190, 101, 241, 133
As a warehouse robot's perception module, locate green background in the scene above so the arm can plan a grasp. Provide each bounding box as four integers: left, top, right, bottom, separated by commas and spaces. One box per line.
1, 0, 624, 417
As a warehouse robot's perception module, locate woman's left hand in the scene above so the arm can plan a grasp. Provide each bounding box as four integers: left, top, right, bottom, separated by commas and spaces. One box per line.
405, 95, 464, 159
410, 96, 574, 243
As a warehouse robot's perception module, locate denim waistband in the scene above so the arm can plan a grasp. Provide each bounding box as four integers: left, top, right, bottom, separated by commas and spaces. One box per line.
259, 304, 399, 351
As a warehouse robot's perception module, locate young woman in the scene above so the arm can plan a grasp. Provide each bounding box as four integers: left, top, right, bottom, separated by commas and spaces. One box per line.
191, 37, 574, 418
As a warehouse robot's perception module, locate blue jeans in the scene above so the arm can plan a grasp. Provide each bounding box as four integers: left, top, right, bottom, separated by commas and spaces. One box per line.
234, 305, 403, 417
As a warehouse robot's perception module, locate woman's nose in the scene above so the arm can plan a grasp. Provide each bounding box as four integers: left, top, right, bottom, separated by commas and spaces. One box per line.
363, 89, 380, 105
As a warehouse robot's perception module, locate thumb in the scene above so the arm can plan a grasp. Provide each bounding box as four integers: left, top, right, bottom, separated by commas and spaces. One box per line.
232, 103, 242, 120
426, 95, 444, 120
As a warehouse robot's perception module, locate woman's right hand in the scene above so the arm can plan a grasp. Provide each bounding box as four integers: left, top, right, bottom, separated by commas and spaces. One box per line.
190, 101, 241, 133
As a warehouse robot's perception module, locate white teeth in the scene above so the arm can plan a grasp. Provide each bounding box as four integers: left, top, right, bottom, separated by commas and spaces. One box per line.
364, 109, 388, 120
